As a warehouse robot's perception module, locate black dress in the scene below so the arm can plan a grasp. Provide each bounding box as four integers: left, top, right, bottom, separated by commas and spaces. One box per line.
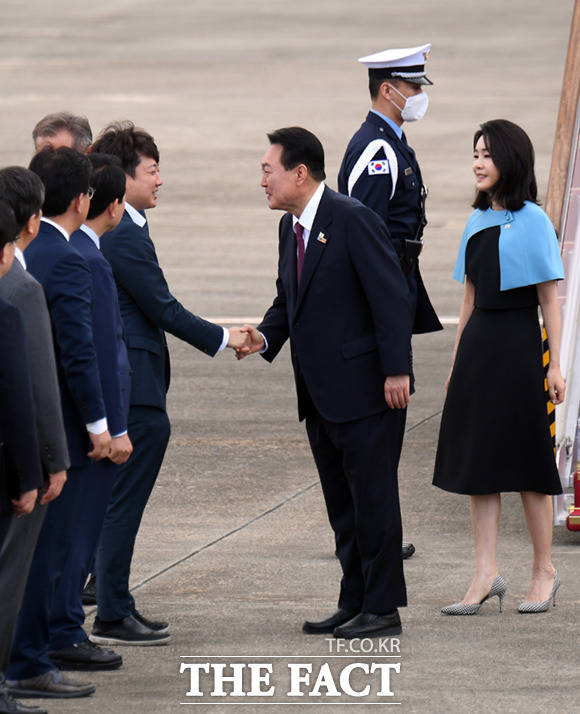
433, 226, 563, 495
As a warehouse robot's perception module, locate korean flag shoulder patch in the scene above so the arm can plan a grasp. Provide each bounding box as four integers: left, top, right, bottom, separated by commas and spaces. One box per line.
368, 159, 390, 176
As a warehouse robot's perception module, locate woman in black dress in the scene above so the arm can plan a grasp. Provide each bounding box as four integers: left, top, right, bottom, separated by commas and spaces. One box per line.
434, 120, 565, 615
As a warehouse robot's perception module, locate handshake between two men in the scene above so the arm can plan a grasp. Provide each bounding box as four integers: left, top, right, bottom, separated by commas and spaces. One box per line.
227, 325, 410, 411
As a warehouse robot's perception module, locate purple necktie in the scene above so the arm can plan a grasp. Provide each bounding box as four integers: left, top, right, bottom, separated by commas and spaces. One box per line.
295, 222, 305, 285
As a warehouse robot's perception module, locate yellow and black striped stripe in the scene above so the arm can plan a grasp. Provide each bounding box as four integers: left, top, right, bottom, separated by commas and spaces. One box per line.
543, 327, 556, 451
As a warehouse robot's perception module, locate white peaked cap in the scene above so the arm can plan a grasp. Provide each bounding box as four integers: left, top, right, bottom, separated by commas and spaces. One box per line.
358, 44, 433, 85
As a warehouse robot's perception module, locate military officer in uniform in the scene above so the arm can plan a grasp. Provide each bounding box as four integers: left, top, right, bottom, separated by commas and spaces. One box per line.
338, 44, 443, 560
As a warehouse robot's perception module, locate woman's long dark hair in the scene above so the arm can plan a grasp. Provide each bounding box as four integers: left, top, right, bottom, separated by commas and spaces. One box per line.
472, 119, 538, 211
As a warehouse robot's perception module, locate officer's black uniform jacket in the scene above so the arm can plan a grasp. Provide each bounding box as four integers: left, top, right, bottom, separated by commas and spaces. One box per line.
338, 111, 442, 334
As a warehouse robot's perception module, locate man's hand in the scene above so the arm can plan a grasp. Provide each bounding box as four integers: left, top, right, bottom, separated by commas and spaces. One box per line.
12, 489, 38, 517
235, 325, 265, 360
88, 429, 112, 461
227, 327, 251, 351
109, 433, 133, 464
384, 374, 410, 409
41, 470, 67, 504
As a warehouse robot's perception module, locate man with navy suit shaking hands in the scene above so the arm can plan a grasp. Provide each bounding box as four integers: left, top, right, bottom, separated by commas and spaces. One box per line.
240, 127, 414, 639
89, 123, 250, 646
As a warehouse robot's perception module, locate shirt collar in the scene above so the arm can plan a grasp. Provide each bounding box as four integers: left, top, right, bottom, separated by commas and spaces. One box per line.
125, 202, 147, 227
292, 182, 325, 232
370, 109, 403, 139
41, 217, 70, 241
15, 246, 26, 269
80, 223, 100, 249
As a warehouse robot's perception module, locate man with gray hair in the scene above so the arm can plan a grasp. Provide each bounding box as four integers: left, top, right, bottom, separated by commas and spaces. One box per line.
32, 112, 92, 153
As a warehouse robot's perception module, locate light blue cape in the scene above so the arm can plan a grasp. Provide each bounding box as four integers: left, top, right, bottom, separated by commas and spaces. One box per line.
453, 202, 564, 290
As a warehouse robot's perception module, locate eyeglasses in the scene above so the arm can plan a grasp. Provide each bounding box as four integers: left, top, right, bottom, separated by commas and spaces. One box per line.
86, 186, 95, 200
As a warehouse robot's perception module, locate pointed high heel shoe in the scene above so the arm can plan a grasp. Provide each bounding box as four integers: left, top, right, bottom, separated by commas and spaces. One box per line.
518, 571, 561, 613
441, 574, 507, 615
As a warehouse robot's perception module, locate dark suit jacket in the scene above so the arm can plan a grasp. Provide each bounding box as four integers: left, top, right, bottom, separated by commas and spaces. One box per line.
259, 186, 413, 423
70, 228, 131, 435
0, 259, 70, 475
0, 295, 43, 513
24, 221, 106, 468
100, 209, 223, 410
338, 112, 442, 334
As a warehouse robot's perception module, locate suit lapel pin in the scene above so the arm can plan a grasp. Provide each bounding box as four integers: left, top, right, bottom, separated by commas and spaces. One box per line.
317, 232, 327, 244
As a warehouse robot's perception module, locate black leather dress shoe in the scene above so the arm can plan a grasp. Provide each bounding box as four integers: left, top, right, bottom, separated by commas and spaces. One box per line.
82, 574, 97, 605
0, 685, 48, 713
7, 670, 95, 699
131, 609, 169, 633
303, 609, 359, 634
90, 614, 170, 646
49, 638, 122, 670
333, 611, 402, 639
402, 542, 416, 559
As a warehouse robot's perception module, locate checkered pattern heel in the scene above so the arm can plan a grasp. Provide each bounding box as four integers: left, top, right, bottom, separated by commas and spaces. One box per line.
441, 574, 507, 615
518, 571, 561, 613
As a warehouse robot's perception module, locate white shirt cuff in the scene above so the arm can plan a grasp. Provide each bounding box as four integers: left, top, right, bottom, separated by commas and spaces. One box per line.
259, 331, 268, 353
86, 418, 108, 435
218, 327, 229, 352
111, 430, 128, 438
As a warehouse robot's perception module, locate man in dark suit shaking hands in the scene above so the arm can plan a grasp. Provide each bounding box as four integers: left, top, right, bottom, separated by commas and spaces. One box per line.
240, 127, 414, 639
89, 123, 250, 646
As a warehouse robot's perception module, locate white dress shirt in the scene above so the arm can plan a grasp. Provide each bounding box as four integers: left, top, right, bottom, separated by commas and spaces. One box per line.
14, 246, 26, 269
292, 181, 325, 251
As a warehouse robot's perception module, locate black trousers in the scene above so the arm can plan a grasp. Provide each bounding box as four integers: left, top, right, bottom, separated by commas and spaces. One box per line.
96, 405, 171, 621
305, 407, 407, 613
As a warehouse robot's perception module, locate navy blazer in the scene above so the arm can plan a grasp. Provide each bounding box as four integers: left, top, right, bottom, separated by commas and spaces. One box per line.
25, 221, 106, 467
259, 186, 414, 423
0, 296, 43, 513
338, 112, 442, 334
100, 209, 223, 410
70, 228, 131, 436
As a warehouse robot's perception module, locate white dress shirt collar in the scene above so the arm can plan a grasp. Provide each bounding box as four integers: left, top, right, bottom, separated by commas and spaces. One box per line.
41, 217, 70, 242
292, 181, 325, 233
125, 202, 147, 228
80, 223, 100, 249
14, 246, 26, 269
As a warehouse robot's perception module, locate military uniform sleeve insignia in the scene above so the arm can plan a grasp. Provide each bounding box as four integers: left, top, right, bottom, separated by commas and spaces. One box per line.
368, 160, 390, 175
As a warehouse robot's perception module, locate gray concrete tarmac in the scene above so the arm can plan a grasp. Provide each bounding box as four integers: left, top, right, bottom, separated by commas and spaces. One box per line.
1, 1, 579, 711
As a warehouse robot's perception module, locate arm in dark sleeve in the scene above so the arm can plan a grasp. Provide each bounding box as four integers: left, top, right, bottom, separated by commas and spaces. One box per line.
0, 303, 43, 497
104, 222, 223, 356
45, 252, 106, 425
12, 278, 70, 473
87, 259, 127, 437
349, 164, 393, 225
257, 274, 290, 363
257, 220, 291, 362
346, 206, 412, 375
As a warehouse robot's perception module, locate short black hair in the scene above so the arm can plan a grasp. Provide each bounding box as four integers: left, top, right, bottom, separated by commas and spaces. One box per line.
267, 127, 326, 182
28, 147, 91, 218
92, 121, 160, 178
472, 119, 538, 211
32, 112, 92, 152
0, 167, 45, 233
368, 71, 403, 99
86, 154, 126, 220
0, 199, 18, 250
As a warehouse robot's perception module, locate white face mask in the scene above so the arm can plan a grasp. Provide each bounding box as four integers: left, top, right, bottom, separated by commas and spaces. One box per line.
388, 83, 429, 123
